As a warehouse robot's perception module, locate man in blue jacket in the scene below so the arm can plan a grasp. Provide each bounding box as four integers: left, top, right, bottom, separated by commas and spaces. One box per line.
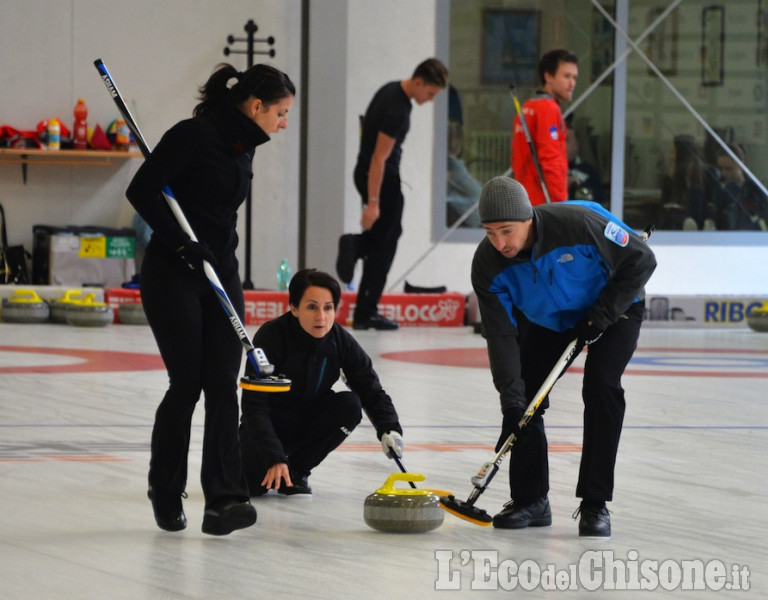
471, 176, 656, 538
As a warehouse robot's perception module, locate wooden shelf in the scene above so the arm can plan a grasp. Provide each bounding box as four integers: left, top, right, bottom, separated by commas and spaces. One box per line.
0, 147, 142, 183
0, 147, 142, 166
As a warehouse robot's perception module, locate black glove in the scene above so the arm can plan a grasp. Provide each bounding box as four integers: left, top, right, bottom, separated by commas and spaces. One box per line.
576, 316, 604, 347
495, 406, 524, 452
175, 239, 217, 271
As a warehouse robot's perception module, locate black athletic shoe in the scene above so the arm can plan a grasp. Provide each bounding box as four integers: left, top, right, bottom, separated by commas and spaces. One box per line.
201, 500, 257, 536
492, 496, 552, 529
248, 486, 269, 498
352, 314, 399, 331
148, 489, 187, 532
278, 471, 313, 497
335, 234, 359, 284
574, 504, 611, 538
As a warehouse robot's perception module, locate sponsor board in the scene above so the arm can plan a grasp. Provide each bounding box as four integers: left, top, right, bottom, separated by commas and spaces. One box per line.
242, 290, 466, 327
104, 287, 141, 323
645, 295, 767, 328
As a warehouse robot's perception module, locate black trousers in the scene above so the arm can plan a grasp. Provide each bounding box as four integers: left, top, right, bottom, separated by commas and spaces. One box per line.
240, 390, 363, 494
353, 165, 404, 320
141, 248, 248, 509
508, 302, 645, 504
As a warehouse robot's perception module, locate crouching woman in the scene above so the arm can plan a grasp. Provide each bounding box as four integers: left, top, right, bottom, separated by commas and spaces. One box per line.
239, 269, 404, 496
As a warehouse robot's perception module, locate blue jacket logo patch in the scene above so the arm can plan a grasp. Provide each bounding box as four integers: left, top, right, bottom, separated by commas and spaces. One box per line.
549, 126, 559, 140
604, 222, 629, 247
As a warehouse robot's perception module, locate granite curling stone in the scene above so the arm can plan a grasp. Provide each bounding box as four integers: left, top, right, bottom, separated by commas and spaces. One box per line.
65, 294, 112, 327
1, 289, 50, 323
364, 472, 444, 533
49, 290, 88, 323
746, 301, 768, 333
118, 302, 149, 325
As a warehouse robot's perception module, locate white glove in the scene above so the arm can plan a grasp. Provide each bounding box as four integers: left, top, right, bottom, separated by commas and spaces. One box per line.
380, 431, 404, 459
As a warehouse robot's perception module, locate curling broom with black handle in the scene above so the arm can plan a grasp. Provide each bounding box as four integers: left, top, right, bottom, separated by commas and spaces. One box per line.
440, 339, 578, 526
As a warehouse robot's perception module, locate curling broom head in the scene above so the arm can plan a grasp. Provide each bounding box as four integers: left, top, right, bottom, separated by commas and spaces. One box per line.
239, 375, 291, 393
439, 495, 493, 526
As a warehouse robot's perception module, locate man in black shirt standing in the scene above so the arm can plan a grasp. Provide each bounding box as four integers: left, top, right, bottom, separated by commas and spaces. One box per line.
336, 58, 448, 330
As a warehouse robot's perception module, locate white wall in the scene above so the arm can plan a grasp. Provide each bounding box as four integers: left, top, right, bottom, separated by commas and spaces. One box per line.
1, 0, 766, 297
0, 0, 301, 289
645, 244, 767, 295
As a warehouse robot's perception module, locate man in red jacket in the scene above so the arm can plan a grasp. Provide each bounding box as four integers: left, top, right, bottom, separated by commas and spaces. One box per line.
511, 49, 579, 205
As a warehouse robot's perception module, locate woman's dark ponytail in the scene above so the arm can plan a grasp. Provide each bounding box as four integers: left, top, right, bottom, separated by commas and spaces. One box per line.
194, 63, 295, 116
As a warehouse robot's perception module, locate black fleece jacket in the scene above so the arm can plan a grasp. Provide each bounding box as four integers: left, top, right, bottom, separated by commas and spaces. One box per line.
126, 103, 270, 279
241, 312, 402, 467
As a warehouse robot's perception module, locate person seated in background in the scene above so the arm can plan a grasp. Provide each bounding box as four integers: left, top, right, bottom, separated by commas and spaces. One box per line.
659, 134, 708, 230
447, 152, 483, 227
446, 109, 482, 228
445, 84, 482, 228
238, 269, 404, 497
713, 143, 768, 231
566, 122, 607, 206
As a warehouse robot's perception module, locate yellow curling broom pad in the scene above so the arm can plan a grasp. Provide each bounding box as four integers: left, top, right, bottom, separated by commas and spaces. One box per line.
239, 376, 291, 393
439, 495, 493, 526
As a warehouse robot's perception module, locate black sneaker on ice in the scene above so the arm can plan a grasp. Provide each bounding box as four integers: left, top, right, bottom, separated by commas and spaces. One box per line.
202, 500, 257, 536
574, 503, 611, 538
278, 471, 313, 497
492, 496, 552, 529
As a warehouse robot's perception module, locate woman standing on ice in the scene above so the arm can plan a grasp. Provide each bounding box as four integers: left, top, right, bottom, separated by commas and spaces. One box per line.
126, 62, 295, 536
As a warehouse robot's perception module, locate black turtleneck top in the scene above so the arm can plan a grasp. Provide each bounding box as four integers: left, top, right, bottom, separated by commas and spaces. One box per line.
126, 103, 270, 278
241, 311, 402, 466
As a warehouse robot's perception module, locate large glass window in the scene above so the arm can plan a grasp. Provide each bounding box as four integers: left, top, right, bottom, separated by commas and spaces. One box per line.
624, 0, 768, 234
439, 0, 768, 241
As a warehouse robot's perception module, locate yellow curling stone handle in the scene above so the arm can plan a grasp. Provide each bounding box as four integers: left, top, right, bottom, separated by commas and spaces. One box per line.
7, 289, 46, 304
58, 289, 87, 303
375, 472, 432, 496
70, 293, 107, 308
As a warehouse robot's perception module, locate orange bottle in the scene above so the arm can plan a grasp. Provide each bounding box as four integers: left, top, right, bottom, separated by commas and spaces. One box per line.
73, 99, 88, 150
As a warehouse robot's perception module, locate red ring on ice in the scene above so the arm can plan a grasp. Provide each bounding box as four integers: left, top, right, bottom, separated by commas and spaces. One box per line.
0, 346, 164, 374
379, 347, 768, 378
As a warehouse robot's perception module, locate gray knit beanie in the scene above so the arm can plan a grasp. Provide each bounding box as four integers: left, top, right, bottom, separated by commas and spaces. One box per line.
478, 176, 533, 223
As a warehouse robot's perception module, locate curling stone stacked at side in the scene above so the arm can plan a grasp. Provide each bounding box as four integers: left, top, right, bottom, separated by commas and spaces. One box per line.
65, 293, 112, 327
746, 301, 768, 332
1, 289, 50, 323
364, 472, 444, 533
49, 290, 88, 323
118, 301, 149, 325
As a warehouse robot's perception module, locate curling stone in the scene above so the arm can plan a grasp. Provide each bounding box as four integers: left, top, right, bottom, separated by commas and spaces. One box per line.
118, 302, 149, 325
49, 290, 88, 323
1, 289, 50, 323
364, 472, 444, 533
65, 294, 112, 327
747, 301, 768, 332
